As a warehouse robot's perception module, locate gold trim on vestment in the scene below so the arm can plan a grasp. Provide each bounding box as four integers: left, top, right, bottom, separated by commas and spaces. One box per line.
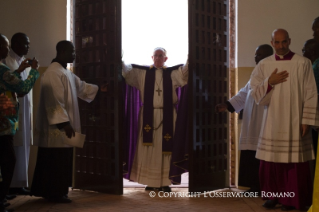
169, 154, 189, 185
164, 133, 172, 141
144, 124, 151, 132
143, 143, 153, 146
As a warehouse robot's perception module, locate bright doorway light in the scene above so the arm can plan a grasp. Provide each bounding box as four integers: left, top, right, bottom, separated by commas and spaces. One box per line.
122, 0, 189, 187
122, 0, 188, 66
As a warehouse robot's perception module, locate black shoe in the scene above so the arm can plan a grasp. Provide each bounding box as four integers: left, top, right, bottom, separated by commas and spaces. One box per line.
262, 199, 278, 209
47, 196, 72, 203
18, 188, 30, 195
281, 205, 295, 211
0, 209, 14, 212
145, 186, 161, 191
160, 186, 171, 192
0, 204, 14, 212
3, 203, 9, 208
5, 195, 16, 200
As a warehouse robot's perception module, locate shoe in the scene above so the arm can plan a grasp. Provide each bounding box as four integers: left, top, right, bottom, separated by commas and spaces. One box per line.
0, 209, 14, 212
3, 203, 9, 208
18, 188, 30, 195
47, 196, 72, 203
145, 186, 161, 191
262, 199, 278, 209
160, 186, 171, 192
281, 205, 295, 211
0, 204, 14, 212
5, 195, 16, 200
145, 186, 154, 191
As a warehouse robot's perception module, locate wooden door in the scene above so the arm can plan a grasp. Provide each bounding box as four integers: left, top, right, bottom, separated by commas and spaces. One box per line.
188, 0, 229, 192
72, 0, 123, 194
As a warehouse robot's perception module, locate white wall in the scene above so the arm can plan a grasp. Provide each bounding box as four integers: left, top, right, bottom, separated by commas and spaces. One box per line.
237, 0, 319, 67
0, 0, 67, 66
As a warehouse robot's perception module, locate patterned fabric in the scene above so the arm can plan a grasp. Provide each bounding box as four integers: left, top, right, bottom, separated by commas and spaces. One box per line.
313, 58, 319, 94
0, 63, 39, 136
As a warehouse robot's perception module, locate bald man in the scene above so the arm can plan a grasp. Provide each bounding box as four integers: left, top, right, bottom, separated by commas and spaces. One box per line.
215, 44, 273, 195
250, 29, 318, 211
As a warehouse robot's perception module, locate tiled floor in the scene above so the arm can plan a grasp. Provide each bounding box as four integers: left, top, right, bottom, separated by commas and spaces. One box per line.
6, 187, 298, 212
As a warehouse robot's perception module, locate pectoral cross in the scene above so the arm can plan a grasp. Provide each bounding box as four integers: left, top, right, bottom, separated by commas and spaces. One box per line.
156, 87, 162, 96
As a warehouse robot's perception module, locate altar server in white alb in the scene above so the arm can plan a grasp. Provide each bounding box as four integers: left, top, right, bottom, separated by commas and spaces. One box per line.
250, 29, 319, 211
4, 33, 33, 195
31, 40, 106, 203
215, 44, 273, 194
122, 48, 188, 192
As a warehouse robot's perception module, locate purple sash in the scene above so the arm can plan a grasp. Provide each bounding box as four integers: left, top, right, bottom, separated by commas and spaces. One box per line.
132, 64, 183, 153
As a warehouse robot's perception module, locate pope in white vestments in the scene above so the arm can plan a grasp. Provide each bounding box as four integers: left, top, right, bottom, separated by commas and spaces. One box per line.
122, 48, 188, 190
31, 41, 99, 203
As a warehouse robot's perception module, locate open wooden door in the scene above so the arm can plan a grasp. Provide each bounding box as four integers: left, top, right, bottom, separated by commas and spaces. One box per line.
72, 0, 123, 194
188, 0, 229, 192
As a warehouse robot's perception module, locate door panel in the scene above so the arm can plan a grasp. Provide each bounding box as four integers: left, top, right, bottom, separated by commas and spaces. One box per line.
73, 0, 123, 195
188, 0, 229, 192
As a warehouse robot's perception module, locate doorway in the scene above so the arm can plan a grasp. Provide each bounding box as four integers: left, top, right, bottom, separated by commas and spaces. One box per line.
121, 0, 189, 188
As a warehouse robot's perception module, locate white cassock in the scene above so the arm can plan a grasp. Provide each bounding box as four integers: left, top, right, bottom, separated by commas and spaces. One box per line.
122, 62, 188, 187
250, 53, 319, 163
34, 62, 98, 147
229, 81, 265, 150
4, 50, 32, 187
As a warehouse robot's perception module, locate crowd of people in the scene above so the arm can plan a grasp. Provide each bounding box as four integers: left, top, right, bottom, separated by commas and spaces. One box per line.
0, 35, 106, 212
0, 15, 318, 212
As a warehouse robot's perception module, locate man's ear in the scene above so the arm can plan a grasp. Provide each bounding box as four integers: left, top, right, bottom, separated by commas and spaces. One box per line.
164, 57, 168, 62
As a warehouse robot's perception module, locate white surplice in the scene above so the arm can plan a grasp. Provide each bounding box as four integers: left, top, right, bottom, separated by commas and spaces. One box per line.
122, 62, 188, 187
4, 50, 32, 187
229, 81, 265, 151
34, 62, 98, 148
250, 53, 319, 163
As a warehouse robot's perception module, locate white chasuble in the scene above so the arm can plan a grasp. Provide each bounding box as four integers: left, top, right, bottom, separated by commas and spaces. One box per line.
228, 81, 265, 151
34, 62, 98, 148
250, 54, 319, 163
122, 62, 188, 187
5, 53, 32, 187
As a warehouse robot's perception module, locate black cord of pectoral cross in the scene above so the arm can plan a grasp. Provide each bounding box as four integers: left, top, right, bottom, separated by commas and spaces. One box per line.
155, 76, 163, 96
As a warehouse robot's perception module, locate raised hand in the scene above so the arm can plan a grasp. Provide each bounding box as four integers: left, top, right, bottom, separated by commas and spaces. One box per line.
29, 57, 40, 70
268, 68, 289, 86
16, 59, 31, 73
100, 82, 108, 92
215, 103, 227, 113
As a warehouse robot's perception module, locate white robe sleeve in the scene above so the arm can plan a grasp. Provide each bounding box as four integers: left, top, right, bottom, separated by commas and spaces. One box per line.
250, 63, 274, 106
171, 59, 188, 87
42, 72, 70, 125
228, 81, 249, 113
73, 73, 98, 103
122, 61, 145, 90
302, 59, 319, 126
